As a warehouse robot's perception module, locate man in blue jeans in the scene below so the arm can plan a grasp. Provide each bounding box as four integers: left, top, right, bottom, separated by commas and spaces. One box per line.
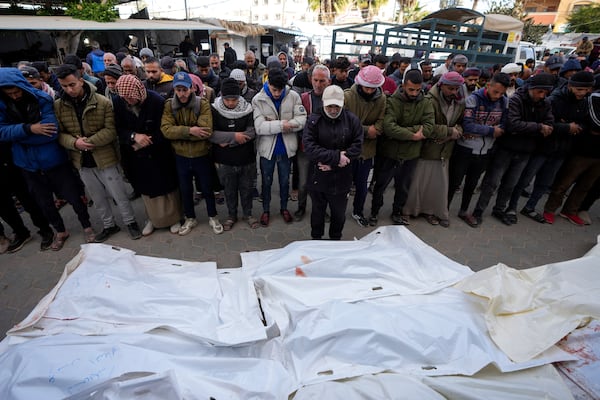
252, 68, 307, 226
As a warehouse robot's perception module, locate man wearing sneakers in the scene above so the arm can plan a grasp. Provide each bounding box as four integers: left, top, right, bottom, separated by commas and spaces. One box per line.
368, 69, 435, 226
343, 65, 386, 227
543, 72, 599, 226
471, 73, 555, 226
0, 67, 95, 251
162, 71, 223, 235
512, 71, 594, 224
449, 73, 510, 227
253, 68, 307, 226
54, 64, 141, 242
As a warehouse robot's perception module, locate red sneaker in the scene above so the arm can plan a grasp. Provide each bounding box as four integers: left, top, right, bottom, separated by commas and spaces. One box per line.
543, 211, 555, 224
559, 212, 585, 226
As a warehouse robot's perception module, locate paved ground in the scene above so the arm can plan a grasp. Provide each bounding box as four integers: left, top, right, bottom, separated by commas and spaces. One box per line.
1, 187, 599, 337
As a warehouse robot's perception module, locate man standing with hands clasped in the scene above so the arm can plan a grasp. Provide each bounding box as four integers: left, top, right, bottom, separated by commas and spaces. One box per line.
303, 85, 363, 240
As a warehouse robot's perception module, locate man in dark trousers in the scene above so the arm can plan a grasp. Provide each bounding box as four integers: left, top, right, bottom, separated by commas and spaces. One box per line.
303, 85, 363, 240
223, 43, 237, 69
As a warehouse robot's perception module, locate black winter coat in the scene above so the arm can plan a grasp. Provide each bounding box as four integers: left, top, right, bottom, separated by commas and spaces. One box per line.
113, 90, 178, 198
303, 109, 363, 195
499, 87, 554, 154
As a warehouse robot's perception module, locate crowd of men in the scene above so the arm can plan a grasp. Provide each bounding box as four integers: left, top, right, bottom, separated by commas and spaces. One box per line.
1, 41, 599, 253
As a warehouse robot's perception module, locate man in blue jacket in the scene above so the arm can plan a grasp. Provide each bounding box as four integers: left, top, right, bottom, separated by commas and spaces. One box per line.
0, 68, 95, 250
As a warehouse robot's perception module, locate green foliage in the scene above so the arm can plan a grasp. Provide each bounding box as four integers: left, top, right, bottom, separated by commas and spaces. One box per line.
567, 4, 600, 33
65, 0, 119, 22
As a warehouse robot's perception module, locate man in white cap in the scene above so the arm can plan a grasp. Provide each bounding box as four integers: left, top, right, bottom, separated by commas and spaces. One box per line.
303, 85, 363, 240
229, 68, 257, 102
500, 62, 522, 97
343, 65, 386, 227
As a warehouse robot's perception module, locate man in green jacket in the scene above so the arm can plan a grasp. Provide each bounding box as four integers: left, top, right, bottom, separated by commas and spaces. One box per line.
161, 71, 223, 235
344, 65, 386, 227
55, 64, 141, 242
368, 69, 435, 226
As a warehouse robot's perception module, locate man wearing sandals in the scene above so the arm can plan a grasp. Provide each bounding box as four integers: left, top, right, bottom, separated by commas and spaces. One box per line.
210, 78, 259, 230
161, 71, 224, 235
0, 67, 95, 250
54, 64, 141, 242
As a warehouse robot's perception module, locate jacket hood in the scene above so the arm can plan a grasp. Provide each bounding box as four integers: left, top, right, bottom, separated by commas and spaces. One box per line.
159, 73, 174, 84
277, 52, 289, 68
0, 68, 38, 97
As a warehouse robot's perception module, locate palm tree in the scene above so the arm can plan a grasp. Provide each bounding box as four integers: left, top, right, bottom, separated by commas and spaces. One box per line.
308, 0, 337, 25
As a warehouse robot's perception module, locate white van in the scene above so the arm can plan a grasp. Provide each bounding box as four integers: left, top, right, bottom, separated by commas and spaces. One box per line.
515, 41, 536, 65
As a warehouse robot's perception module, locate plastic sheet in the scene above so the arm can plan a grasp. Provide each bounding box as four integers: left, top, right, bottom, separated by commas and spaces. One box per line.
455, 252, 600, 362
8, 244, 270, 346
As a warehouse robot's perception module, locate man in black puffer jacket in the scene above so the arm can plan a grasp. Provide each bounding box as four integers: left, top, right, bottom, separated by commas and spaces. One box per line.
303, 85, 363, 240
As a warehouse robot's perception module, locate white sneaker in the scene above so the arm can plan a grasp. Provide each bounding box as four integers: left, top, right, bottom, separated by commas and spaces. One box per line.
178, 218, 198, 236
209, 217, 223, 234
142, 220, 154, 236
170, 222, 181, 234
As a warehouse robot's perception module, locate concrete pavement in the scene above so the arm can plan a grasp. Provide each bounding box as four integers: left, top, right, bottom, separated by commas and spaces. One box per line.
1, 188, 599, 337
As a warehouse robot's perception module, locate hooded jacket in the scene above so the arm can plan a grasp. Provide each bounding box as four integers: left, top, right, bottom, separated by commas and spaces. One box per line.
0, 68, 67, 172
277, 51, 295, 80
343, 84, 385, 160
143, 73, 174, 100
303, 108, 363, 194
498, 86, 554, 154
161, 92, 213, 158
421, 83, 465, 160
252, 86, 307, 159
380, 87, 436, 161
458, 87, 508, 155
55, 81, 118, 170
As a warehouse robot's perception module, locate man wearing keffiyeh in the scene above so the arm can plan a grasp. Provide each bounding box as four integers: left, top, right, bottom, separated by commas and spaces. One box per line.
113, 74, 183, 236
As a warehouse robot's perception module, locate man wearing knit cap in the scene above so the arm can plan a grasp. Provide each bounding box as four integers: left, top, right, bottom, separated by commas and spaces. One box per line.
103, 63, 123, 102
462, 67, 481, 96
303, 85, 363, 240
472, 72, 554, 226
253, 67, 307, 226
512, 70, 592, 224
542, 71, 597, 226
161, 71, 222, 236
405, 71, 465, 227
369, 69, 435, 226
209, 77, 258, 231
344, 65, 386, 227
500, 62, 521, 97
558, 58, 582, 83
139, 48, 154, 62
229, 68, 257, 102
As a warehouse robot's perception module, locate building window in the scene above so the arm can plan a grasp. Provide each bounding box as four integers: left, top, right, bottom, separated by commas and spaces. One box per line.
253, 0, 258, 5
263, 0, 268, 5
546, 6, 557, 11
275, 13, 281, 20
253, 14, 259, 21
